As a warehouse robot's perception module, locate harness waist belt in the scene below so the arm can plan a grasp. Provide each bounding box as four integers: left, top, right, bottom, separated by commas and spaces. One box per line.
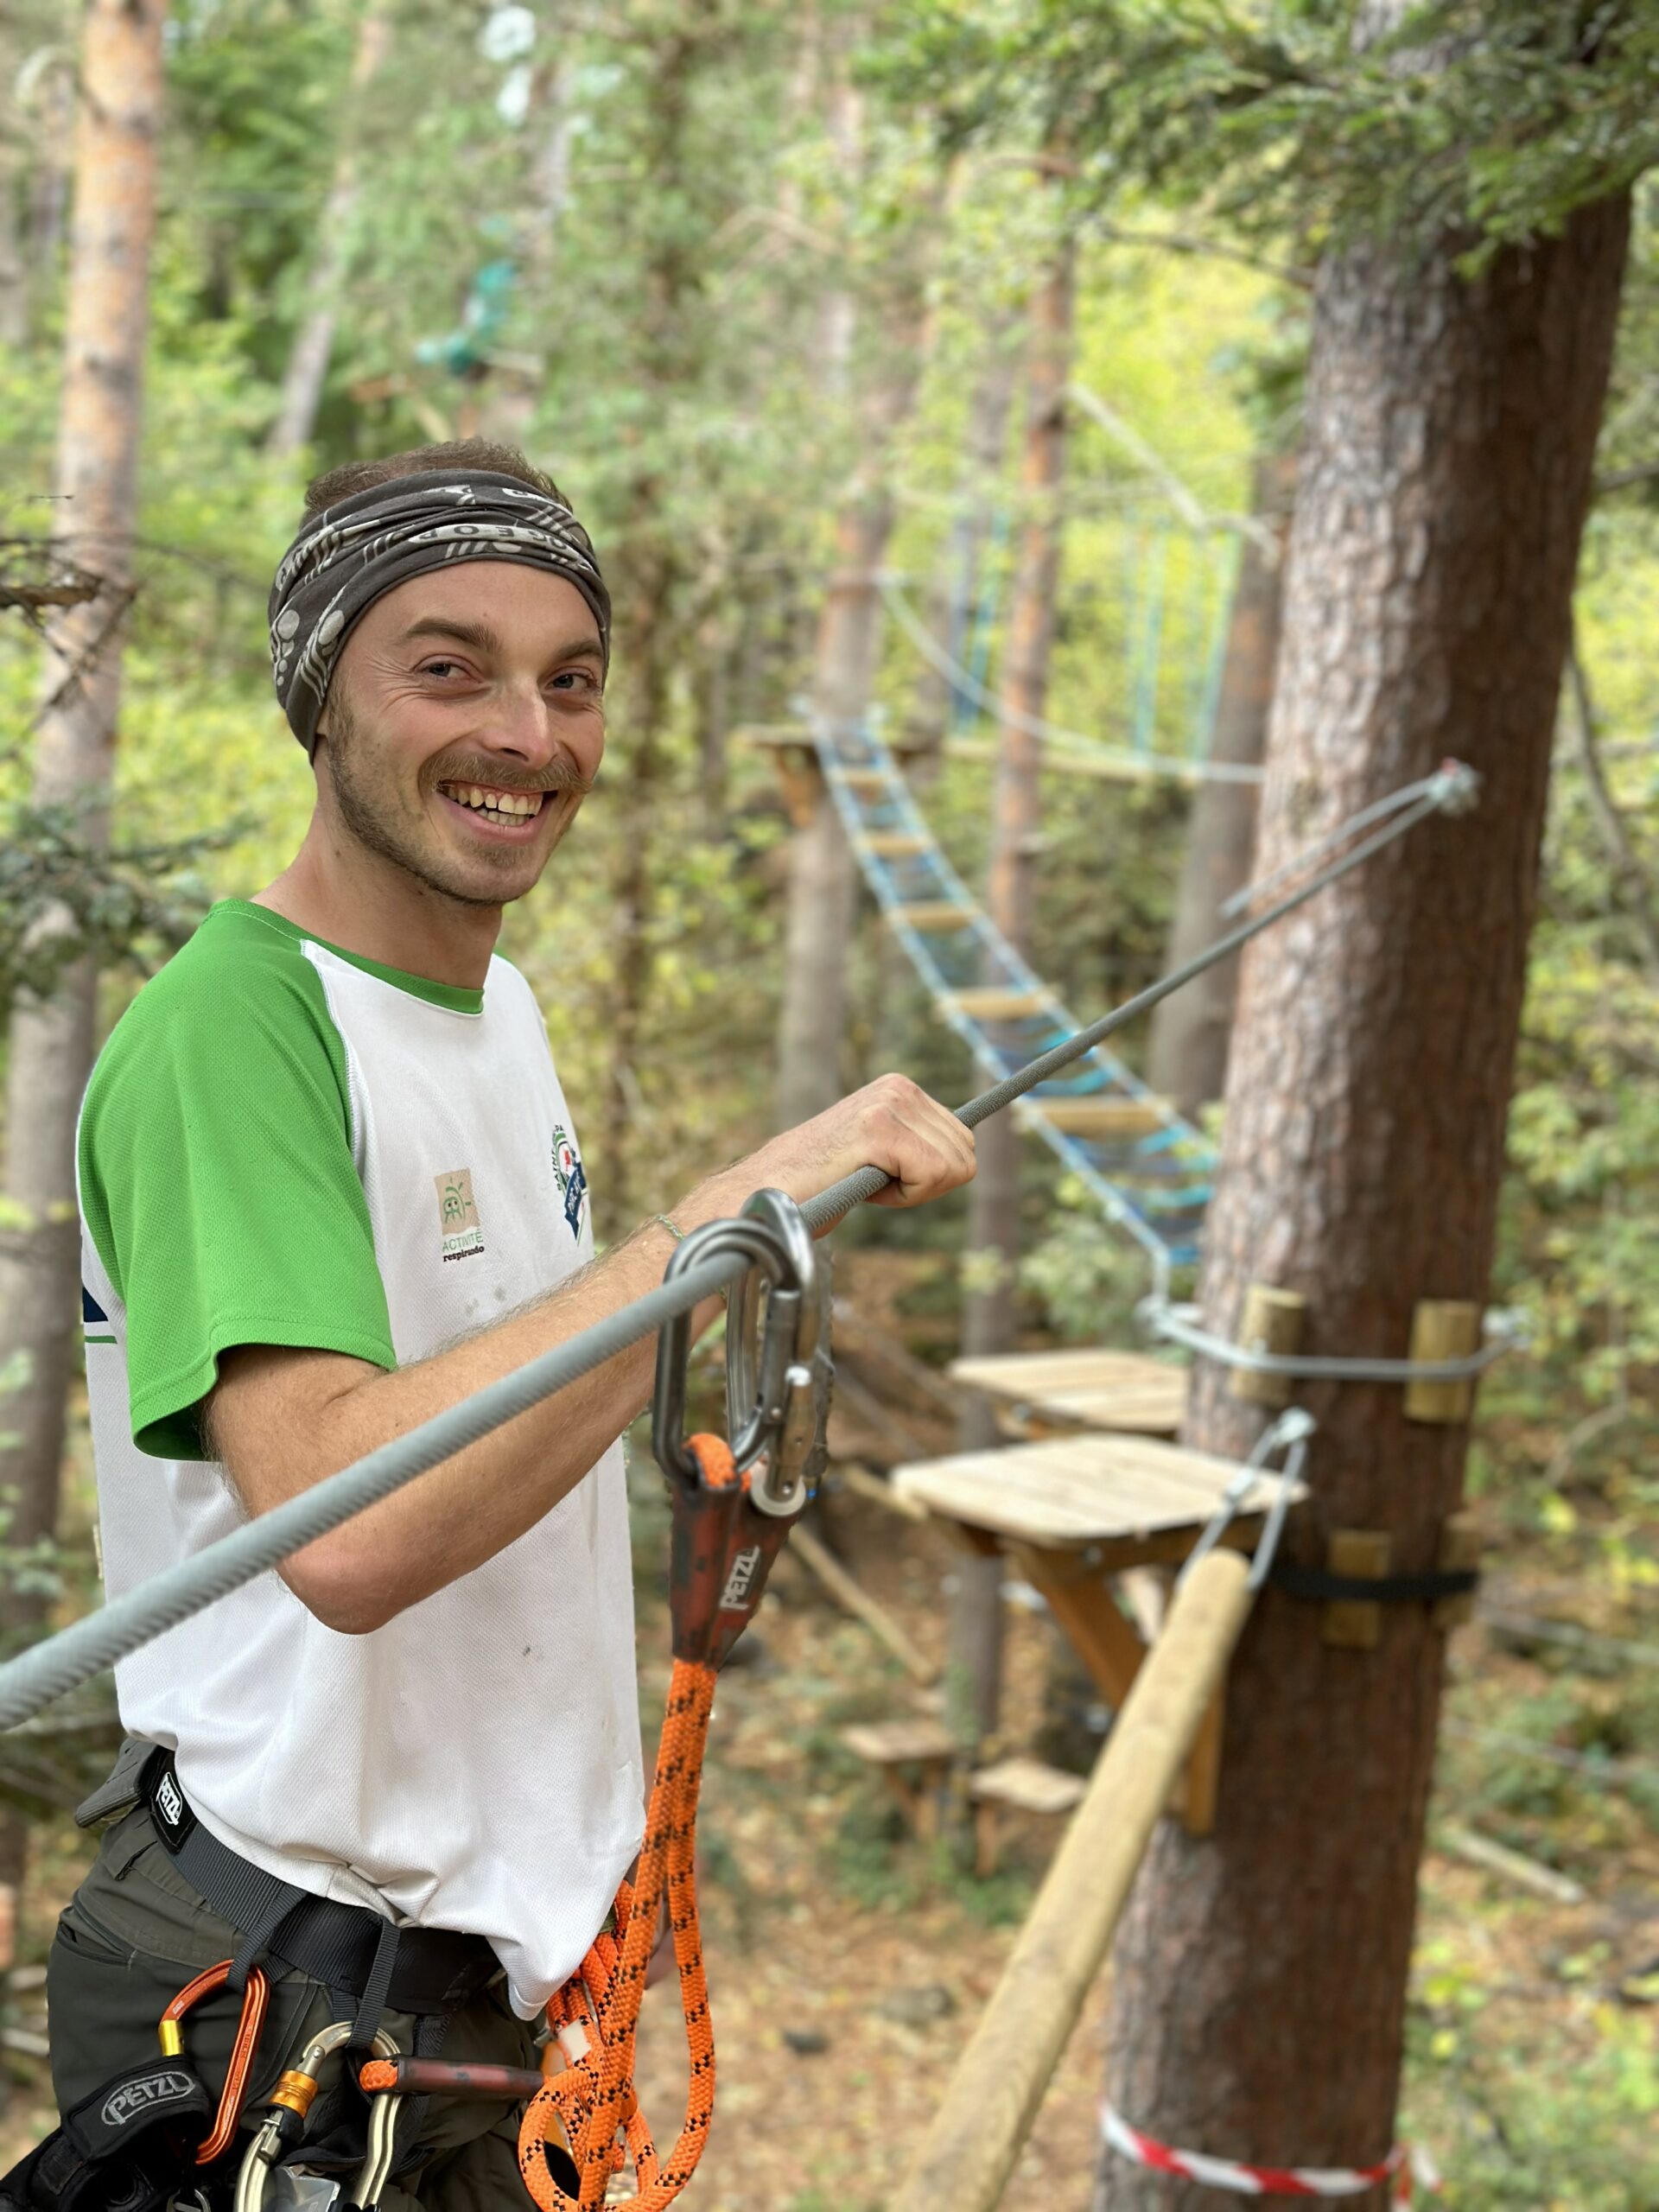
143, 1751, 500, 2016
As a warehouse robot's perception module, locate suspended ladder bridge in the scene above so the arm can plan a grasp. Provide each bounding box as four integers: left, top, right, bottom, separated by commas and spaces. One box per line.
806, 707, 1217, 1281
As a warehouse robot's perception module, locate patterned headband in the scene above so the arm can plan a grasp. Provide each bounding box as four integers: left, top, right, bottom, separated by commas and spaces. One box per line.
268, 468, 611, 753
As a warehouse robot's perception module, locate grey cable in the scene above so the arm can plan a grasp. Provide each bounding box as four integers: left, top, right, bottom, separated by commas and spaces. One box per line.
0, 759, 1478, 1733
1143, 1296, 1529, 1383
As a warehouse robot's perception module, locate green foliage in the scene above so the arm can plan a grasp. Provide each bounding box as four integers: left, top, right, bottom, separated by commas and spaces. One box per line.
887, 0, 1659, 260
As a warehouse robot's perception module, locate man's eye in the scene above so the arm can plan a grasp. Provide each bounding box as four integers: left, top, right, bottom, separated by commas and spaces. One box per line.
550, 670, 600, 695
419, 659, 466, 680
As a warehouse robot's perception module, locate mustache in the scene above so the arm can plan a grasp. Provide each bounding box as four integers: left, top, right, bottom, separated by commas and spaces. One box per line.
429, 756, 596, 797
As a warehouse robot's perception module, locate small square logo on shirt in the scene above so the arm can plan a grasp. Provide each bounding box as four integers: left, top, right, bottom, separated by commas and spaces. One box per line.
435, 1167, 486, 1262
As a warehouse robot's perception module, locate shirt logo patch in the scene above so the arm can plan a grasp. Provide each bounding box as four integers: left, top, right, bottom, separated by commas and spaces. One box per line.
435, 1168, 486, 1262
551, 1124, 588, 1241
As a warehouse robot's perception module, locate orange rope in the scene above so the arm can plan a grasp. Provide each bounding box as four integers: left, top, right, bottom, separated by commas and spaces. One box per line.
518, 1433, 760, 2212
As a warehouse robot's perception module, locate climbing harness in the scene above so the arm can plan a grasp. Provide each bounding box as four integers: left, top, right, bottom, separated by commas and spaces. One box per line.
516, 1192, 827, 2211
0, 1963, 269, 2212
0, 753, 1480, 1739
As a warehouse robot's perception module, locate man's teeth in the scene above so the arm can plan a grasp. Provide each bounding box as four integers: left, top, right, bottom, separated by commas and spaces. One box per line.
444, 785, 544, 817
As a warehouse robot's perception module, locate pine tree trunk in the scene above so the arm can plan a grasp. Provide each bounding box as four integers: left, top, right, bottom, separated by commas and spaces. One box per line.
0, 0, 165, 1982
951, 232, 1074, 1741
1145, 453, 1293, 1117
266, 5, 391, 460
906, 321, 1019, 760
1098, 193, 1630, 2209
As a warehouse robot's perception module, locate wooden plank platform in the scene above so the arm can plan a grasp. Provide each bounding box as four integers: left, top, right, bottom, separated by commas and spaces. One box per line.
892, 1433, 1300, 1559
895, 902, 974, 931
949, 1349, 1187, 1440
945, 988, 1051, 1022
1020, 1096, 1173, 1140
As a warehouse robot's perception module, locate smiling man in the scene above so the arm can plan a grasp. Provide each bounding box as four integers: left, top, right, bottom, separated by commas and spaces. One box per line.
48, 443, 974, 2212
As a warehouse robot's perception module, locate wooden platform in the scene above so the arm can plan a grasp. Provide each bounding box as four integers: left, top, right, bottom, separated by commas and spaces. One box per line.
949, 1349, 1187, 1440
893, 1433, 1306, 1834
1019, 1096, 1173, 1141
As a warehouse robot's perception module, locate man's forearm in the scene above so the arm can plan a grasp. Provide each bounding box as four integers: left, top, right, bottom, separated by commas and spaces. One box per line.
220, 1217, 693, 1633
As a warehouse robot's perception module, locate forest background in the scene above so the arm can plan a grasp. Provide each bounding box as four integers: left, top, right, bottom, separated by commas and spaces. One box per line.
0, 1, 1656, 2206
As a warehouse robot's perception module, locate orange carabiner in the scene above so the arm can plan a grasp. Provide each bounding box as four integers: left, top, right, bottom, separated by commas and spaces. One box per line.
159, 1959, 271, 2164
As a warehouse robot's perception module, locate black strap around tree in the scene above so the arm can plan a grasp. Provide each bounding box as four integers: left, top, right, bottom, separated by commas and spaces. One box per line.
1269, 1562, 1481, 1605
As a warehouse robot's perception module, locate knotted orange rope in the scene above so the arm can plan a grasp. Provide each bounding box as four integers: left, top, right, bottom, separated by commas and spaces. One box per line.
518, 1433, 794, 2212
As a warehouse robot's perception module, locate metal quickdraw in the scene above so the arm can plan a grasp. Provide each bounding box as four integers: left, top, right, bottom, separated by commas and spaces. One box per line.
234, 2024, 402, 2212
518, 1191, 829, 2212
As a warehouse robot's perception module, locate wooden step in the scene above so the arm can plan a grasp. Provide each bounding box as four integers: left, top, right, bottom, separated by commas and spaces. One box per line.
839, 768, 890, 796
1023, 1095, 1173, 1140
969, 1756, 1087, 1816
947, 988, 1050, 1022
863, 831, 931, 859
842, 1718, 957, 1768
895, 902, 974, 931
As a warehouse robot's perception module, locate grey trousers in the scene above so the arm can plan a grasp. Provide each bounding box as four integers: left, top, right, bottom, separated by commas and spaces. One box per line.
48, 1805, 541, 2212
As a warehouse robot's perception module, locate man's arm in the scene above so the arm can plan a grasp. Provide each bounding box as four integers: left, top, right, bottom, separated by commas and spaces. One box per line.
205, 1075, 973, 1633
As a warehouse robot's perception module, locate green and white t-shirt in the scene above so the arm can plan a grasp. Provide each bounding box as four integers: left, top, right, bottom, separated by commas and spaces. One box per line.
77, 900, 644, 2018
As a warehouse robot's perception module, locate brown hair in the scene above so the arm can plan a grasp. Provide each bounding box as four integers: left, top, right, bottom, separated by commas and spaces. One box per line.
302, 439, 568, 515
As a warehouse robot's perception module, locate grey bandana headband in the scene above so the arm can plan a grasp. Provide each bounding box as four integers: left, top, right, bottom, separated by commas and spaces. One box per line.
269, 468, 611, 752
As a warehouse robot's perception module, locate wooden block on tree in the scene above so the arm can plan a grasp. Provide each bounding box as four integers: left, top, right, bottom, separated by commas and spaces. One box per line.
1405, 1300, 1482, 1424
863, 831, 931, 858
1022, 1096, 1172, 1139
896, 901, 974, 931
1322, 1530, 1391, 1649
947, 988, 1048, 1022
1230, 1284, 1306, 1409
1434, 1510, 1482, 1629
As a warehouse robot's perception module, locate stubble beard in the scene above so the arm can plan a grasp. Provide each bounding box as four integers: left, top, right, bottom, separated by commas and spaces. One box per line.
322, 693, 586, 912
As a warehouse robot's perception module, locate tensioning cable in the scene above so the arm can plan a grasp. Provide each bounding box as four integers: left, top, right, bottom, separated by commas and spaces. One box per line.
0, 760, 1478, 1733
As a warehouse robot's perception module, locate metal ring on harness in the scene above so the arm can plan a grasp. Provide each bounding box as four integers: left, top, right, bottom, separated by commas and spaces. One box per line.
650, 1190, 830, 1519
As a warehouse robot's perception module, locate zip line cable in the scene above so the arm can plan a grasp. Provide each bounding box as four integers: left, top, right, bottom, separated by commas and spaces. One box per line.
0, 760, 1478, 1734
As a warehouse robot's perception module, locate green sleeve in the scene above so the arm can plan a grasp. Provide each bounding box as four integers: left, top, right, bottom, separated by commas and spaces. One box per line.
79, 918, 396, 1460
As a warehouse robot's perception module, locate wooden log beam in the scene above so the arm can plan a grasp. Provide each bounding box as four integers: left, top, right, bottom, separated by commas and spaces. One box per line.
889, 1548, 1255, 2212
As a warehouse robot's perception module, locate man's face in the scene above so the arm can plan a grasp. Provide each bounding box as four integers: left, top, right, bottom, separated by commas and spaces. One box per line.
315, 563, 607, 910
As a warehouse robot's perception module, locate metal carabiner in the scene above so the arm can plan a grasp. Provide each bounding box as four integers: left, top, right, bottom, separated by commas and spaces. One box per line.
723, 1190, 830, 1518
159, 1958, 272, 2165
234, 2024, 401, 2212
650, 1190, 830, 1518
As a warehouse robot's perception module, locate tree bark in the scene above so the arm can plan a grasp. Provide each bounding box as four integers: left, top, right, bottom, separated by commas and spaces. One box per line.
772, 79, 930, 1130
1145, 453, 1294, 1117
265, 4, 391, 460
905, 321, 1019, 761
1098, 192, 1630, 2208
951, 231, 1075, 1742
0, 0, 165, 1972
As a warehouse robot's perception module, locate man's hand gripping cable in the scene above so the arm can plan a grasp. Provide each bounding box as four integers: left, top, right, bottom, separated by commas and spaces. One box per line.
516, 1191, 830, 2212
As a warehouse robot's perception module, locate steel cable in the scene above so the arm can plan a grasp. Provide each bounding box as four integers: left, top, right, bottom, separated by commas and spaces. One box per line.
0, 760, 1478, 1732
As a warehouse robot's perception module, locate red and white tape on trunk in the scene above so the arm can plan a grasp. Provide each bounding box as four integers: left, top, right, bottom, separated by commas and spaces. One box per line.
1102, 2105, 1439, 2207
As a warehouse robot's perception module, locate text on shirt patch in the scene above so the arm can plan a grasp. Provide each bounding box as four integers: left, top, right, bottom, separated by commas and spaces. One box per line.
435, 1167, 486, 1262
551, 1124, 588, 1240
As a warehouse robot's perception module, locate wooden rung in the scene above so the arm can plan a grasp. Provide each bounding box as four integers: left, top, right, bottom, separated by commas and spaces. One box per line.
969, 1757, 1087, 1815
896, 902, 974, 931
947, 988, 1049, 1021
840, 769, 889, 795
1024, 1096, 1172, 1139
841, 1719, 957, 1767
863, 832, 931, 858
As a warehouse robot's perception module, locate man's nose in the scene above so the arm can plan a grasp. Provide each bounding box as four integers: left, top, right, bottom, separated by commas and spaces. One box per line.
480, 681, 560, 766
